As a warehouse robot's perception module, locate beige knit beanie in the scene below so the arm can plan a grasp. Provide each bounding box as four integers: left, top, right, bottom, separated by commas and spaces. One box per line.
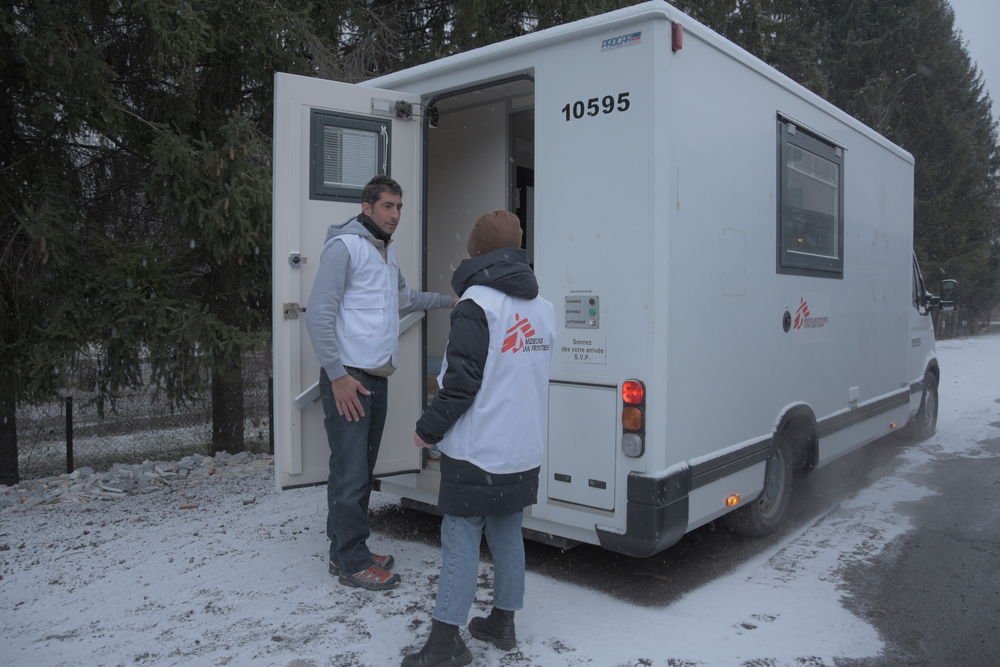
467, 210, 523, 258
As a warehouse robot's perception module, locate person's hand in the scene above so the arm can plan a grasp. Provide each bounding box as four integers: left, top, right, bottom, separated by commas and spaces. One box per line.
331, 374, 370, 422
451, 295, 459, 308
414, 434, 434, 449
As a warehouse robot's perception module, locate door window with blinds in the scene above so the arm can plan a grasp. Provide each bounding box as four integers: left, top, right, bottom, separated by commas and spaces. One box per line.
310, 110, 390, 201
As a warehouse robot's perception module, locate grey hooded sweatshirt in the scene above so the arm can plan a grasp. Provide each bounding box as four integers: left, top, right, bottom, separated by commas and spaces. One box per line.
305, 216, 452, 381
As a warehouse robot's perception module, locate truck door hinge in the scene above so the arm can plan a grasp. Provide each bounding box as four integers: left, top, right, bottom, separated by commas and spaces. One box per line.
283, 303, 305, 320
370, 98, 438, 126
394, 100, 414, 118
395, 100, 439, 126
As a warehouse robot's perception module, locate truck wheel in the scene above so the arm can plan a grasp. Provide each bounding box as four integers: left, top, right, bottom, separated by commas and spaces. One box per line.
724, 432, 793, 538
907, 371, 938, 440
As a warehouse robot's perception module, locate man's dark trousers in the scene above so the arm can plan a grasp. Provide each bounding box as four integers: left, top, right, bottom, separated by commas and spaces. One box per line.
320, 366, 388, 575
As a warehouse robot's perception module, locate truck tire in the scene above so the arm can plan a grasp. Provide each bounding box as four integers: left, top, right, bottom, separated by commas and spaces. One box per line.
906, 370, 938, 440
723, 431, 793, 538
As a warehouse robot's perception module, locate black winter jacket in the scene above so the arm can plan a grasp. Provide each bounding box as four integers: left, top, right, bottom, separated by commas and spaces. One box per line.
415, 247, 541, 517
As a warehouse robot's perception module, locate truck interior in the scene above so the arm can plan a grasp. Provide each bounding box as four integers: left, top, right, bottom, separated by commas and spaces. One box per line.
421, 77, 535, 424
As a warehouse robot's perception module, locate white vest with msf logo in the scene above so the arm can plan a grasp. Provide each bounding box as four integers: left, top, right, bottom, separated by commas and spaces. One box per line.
333, 234, 404, 371
437, 284, 556, 474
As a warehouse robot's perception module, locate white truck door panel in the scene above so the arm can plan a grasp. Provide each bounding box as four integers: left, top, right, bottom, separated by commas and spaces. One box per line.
273, 73, 424, 489
908, 258, 936, 418
547, 382, 617, 511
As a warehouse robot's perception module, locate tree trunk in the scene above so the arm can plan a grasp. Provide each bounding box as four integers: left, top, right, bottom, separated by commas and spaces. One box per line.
210, 356, 244, 455
0, 356, 19, 485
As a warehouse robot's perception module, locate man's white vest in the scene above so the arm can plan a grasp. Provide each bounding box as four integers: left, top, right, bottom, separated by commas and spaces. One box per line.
437, 285, 556, 474
332, 234, 405, 371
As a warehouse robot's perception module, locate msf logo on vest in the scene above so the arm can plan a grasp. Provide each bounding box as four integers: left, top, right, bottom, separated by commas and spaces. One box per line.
502, 314, 550, 354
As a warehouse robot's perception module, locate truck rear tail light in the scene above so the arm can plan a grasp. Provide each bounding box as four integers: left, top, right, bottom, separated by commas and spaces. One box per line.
622, 433, 644, 458
622, 380, 644, 404
621, 379, 646, 458
622, 406, 644, 430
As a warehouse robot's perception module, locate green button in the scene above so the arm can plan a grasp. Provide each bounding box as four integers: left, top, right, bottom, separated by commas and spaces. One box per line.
589, 308, 596, 316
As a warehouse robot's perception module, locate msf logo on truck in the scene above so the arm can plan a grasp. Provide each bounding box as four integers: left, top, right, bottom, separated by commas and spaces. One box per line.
794, 297, 829, 330
601, 31, 642, 52
502, 314, 550, 354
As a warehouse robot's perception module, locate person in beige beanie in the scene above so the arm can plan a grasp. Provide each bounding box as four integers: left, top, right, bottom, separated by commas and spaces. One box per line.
405, 210, 555, 667
466, 210, 523, 257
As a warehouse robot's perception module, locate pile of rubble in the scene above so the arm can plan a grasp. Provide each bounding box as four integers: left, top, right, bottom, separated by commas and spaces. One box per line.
0, 450, 272, 510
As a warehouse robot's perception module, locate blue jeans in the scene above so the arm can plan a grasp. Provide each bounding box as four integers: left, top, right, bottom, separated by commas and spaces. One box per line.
320, 367, 388, 575
433, 511, 526, 626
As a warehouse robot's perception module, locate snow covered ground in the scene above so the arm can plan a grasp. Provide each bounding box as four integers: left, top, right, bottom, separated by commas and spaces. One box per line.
2, 332, 998, 667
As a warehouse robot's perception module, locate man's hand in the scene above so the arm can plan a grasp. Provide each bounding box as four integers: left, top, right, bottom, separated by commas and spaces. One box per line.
414, 434, 434, 449
451, 295, 459, 308
331, 374, 370, 422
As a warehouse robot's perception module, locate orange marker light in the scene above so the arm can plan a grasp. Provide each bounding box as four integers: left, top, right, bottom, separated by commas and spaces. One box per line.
621, 406, 644, 431
622, 380, 645, 405
726, 494, 741, 507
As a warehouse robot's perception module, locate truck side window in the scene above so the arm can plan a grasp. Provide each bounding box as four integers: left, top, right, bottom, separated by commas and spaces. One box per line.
309, 109, 389, 202
776, 118, 844, 278
913, 255, 929, 314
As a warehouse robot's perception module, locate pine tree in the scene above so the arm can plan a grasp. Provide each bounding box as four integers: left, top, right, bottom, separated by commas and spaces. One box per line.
815, 0, 999, 323
1, 0, 141, 484
1, 0, 324, 481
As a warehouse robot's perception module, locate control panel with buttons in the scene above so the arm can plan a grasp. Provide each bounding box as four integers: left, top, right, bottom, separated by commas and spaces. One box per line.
565, 295, 600, 329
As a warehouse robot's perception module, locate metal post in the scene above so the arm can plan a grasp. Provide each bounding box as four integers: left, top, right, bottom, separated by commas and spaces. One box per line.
66, 396, 74, 474
268, 376, 274, 454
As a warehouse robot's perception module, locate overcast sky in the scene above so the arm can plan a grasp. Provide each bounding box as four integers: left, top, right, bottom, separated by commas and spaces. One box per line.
948, 0, 1000, 124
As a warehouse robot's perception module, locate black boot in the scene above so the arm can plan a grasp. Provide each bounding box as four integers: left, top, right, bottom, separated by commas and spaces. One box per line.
468, 607, 516, 650
401, 619, 473, 667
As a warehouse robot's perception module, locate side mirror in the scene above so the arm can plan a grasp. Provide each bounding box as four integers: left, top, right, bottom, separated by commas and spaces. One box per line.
939, 279, 958, 312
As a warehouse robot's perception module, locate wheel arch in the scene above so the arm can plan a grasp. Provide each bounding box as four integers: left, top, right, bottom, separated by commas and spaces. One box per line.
926, 358, 940, 383
774, 404, 819, 478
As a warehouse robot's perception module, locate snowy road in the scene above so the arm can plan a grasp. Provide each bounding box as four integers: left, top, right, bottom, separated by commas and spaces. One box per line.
2, 332, 998, 667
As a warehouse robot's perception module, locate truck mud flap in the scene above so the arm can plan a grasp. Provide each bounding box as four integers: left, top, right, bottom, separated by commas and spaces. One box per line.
596, 467, 690, 558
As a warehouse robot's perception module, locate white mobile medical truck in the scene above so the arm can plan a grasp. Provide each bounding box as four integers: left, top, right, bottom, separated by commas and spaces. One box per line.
272, 1, 951, 556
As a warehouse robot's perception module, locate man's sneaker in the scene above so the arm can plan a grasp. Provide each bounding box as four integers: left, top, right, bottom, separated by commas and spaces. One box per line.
339, 563, 401, 591
371, 552, 395, 571
329, 552, 395, 576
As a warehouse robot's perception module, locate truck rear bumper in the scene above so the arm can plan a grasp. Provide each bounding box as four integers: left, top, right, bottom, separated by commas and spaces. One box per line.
595, 467, 690, 558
